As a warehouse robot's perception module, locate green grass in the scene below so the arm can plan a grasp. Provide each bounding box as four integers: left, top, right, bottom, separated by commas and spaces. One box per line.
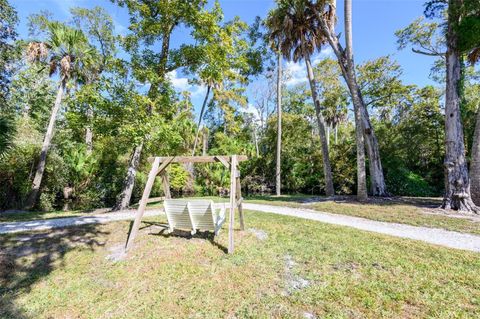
1, 210, 480, 318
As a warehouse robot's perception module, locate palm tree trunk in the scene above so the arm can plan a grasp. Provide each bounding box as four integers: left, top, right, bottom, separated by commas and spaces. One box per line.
85, 104, 93, 155
305, 53, 335, 197
276, 51, 282, 196
441, 2, 477, 212
470, 107, 480, 205
192, 85, 211, 155
334, 125, 338, 144
25, 81, 65, 209
113, 142, 143, 211
344, 0, 385, 198
316, 0, 372, 200
202, 128, 208, 156
326, 124, 330, 148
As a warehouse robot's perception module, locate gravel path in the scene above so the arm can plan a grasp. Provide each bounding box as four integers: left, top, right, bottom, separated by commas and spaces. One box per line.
243, 203, 480, 253
0, 209, 162, 234
1, 203, 480, 253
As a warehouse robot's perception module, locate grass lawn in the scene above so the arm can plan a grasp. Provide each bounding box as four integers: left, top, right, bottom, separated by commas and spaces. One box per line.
1, 210, 479, 318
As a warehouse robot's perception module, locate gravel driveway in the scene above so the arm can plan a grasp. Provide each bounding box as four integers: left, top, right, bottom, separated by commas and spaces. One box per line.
1, 203, 480, 253
243, 203, 480, 253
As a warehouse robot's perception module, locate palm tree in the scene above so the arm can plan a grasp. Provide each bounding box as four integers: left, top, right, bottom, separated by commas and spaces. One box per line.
266, 0, 334, 197
25, 22, 92, 209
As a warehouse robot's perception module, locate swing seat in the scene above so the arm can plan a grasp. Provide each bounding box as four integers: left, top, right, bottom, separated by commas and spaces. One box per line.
187, 200, 226, 236
164, 199, 194, 234
163, 199, 226, 236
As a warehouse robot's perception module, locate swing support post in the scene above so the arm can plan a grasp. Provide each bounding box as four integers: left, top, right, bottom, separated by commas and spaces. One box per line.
124, 155, 247, 254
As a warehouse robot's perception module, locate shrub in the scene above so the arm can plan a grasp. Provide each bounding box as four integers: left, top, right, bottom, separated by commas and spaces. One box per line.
385, 166, 437, 197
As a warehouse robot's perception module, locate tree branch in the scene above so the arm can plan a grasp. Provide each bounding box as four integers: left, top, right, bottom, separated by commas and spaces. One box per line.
412, 48, 445, 57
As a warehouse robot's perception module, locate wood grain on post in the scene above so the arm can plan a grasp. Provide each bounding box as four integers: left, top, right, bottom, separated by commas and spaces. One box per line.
161, 171, 171, 199
228, 155, 237, 254
125, 157, 161, 252
236, 169, 245, 230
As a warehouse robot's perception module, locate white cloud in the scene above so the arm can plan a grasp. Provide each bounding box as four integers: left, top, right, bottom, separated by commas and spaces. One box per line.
285, 61, 307, 86
313, 47, 334, 65
320, 46, 333, 57
284, 46, 335, 86
243, 103, 262, 125
167, 70, 207, 98
167, 70, 190, 91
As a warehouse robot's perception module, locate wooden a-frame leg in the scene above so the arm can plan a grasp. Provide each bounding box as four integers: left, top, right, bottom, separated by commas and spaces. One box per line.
161, 171, 171, 199
125, 157, 161, 252
236, 173, 245, 231
228, 155, 237, 254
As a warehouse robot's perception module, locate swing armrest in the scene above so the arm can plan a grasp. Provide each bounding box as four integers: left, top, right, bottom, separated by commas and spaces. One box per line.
214, 204, 226, 235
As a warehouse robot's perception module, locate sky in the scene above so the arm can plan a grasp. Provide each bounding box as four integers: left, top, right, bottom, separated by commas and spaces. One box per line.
10, 0, 437, 118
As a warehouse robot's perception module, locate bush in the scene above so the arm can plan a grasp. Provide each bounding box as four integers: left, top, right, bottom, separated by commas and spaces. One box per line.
385, 166, 437, 197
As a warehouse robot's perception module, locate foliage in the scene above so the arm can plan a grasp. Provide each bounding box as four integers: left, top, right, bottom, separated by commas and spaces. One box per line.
3, 0, 480, 212
313, 59, 348, 128
0, 115, 15, 160
0, 0, 19, 106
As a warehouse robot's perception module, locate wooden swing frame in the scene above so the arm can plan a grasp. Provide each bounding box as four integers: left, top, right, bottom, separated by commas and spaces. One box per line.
125, 155, 247, 254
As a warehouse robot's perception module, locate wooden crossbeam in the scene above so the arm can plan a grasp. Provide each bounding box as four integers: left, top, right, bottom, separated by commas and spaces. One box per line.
214, 156, 230, 169
148, 155, 247, 164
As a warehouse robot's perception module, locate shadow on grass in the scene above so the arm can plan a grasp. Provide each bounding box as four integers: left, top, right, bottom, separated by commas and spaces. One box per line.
246, 194, 320, 203
248, 194, 442, 209
0, 224, 108, 318
139, 221, 228, 254
330, 195, 442, 209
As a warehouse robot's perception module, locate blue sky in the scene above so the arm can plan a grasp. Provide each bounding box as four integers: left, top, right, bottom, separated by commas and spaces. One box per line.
11, 0, 436, 117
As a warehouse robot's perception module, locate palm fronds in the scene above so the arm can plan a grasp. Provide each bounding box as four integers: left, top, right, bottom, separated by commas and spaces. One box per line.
0, 116, 16, 161
265, 0, 332, 62
27, 21, 96, 81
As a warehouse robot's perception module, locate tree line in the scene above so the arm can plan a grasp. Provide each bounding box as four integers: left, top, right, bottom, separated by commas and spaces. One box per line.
0, 0, 479, 214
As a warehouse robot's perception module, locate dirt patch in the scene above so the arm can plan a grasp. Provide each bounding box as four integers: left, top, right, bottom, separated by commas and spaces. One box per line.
303, 312, 316, 319
106, 244, 128, 262
283, 255, 310, 295
248, 228, 268, 241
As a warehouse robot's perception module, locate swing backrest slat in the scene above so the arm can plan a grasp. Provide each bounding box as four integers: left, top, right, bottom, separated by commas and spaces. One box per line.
187, 200, 216, 230
164, 199, 193, 231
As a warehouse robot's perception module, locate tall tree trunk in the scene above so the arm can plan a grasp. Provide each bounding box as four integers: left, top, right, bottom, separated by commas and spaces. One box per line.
192, 85, 211, 155
305, 53, 335, 197
253, 127, 260, 157
344, 0, 386, 197
202, 128, 208, 156
442, 1, 477, 212
320, 0, 367, 200
85, 104, 93, 155
25, 81, 65, 209
334, 125, 338, 144
470, 107, 480, 205
276, 51, 282, 196
326, 124, 331, 148
113, 142, 143, 211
